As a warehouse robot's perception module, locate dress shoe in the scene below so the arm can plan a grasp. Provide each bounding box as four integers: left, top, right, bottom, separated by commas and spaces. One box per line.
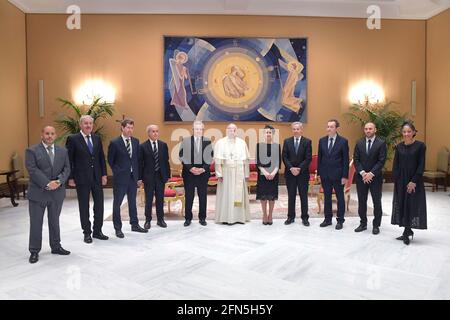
144, 221, 151, 230
157, 220, 167, 228
335, 222, 343, 230
93, 232, 109, 240
354, 224, 367, 232
302, 220, 310, 227
184, 220, 191, 227
131, 224, 148, 233
29, 253, 39, 264
51, 247, 71, 255
267, 221, 273, 225
199, 220, 207, 226
84, 234, 93, 244
372, 227, 380, 235
116, 230, 125, 238
320, 220, 332, 227
284, 219, 295, 225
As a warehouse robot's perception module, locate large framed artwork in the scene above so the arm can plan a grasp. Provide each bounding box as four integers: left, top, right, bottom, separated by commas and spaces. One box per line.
164, 36, 307, 122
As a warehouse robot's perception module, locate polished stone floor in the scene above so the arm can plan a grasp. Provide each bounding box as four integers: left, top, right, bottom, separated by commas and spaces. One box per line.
0, 184, 449, 300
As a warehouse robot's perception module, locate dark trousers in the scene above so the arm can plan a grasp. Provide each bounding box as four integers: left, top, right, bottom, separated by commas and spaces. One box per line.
112, 173, 139, 230
356, 176, 383, 227
144, 172, 165, 222
184, 174, 208, 221
76, 182, 104, 235
29, 199, 62, 253
321, 178, 345, 223
286, 175, 309, 221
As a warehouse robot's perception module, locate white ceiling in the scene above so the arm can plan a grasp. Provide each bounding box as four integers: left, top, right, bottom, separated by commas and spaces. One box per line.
8, 0, 450, 20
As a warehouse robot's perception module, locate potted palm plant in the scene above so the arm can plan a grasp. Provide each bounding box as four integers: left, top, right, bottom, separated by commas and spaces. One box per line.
54, 97, 114, 144
344, 100, 409, 162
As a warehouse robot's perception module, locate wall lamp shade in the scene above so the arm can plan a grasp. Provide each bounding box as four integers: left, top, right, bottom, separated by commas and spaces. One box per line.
74, 79, 115, 105
349, 80, 385, 104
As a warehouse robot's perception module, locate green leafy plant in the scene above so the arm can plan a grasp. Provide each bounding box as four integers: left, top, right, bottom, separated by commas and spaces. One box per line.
54, 97, 114, 144
344, 100, 409, 162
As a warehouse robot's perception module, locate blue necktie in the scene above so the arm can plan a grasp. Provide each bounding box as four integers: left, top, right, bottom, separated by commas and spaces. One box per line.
328, 137, 334, 153
86, 135, 94, 154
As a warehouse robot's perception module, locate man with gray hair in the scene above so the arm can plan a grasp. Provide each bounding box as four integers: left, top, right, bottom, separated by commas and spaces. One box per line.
179, 121, 213, 226
139, 124, 170, 229
66, 115, 109, 243
282, 122, 312, 226
26, 126, 71, 263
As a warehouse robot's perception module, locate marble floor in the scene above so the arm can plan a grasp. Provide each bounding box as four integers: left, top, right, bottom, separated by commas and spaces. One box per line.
0, 184, 449, 300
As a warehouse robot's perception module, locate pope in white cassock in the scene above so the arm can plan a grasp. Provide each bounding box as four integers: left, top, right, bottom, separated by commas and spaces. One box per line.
214, 123, 251, 224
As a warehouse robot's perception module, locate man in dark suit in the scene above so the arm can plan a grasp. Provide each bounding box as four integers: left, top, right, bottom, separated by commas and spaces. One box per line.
25, 126, 71, 263
282, 122, 312, 226
108, 119, 147, 238
317, 119, 349, 230
179, 121, 213, 227
139, 124, 170, 229
66, 115, 109, 243
353, 122, 387, 235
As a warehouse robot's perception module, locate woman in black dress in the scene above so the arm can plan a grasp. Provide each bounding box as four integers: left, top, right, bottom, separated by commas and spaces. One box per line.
256, 125, 281, 225
391, 121, 427, 245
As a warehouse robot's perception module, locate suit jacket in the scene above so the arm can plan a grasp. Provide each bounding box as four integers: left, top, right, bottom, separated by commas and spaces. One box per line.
66, 132, 107, 185
282, 136, 312, 179
25, 143, 71, 202
139, 139, 170, 183
108, 136, 140, 185
353, 136, 387, 180
317, 134, 349, 181
179, 136, 213, 179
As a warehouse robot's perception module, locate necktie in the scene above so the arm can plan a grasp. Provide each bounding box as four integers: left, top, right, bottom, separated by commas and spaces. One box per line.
328, 137, 334, 153
367, 139, 372, 154
294, 138, 299, 153
86, 135, 94, 154
153, 141, 160, 171
126, 138, 132, 158
196, 137, 201, 153
47, 146, 54, 165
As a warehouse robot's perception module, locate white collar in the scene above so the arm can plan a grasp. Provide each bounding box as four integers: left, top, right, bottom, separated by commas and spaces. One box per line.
294, 136, 302, 140
80, 131, 92, 139
366, 136, 376, 142
328, 134, 337, 140
122, 134, 132, 141
149, 139, 158, 144
42, 142, 54, 149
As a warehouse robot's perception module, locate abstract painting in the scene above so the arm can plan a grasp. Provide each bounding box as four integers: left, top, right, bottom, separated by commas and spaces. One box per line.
164, 36, 307, 122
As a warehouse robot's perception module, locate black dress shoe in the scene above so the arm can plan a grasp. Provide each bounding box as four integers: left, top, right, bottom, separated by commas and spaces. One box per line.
267, 221, 273, 225
335, 222, 343, 230
157, 220, 167, 228
131, 225, 148, 233
93, 232, 109, 240
116, 230, 125, 238
184, 220, 191, 227
284, 219, 295, 225
84, 234, 93, 244
320, 220, 332, 227
199, 220, 207, 226
354, 224, 367, 232
29, 253, 39, 264
144, 221, 151, 230
302, 220, 310, 227
51, 247, 71, 255
372, 227, 380, 235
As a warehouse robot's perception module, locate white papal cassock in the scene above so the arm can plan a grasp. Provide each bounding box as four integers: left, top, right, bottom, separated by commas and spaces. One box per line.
214, 136, 251, 224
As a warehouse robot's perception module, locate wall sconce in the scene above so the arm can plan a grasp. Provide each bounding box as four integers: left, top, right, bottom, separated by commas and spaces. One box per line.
74, 79, 115, 105
349, 80, 385, 105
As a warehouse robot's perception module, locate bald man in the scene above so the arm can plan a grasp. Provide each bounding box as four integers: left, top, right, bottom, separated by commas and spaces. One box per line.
25, 126, 71, 263
139, 125, 170, 229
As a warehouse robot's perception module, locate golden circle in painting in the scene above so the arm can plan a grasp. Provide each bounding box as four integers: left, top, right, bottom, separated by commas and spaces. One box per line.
207, 52, 264, 108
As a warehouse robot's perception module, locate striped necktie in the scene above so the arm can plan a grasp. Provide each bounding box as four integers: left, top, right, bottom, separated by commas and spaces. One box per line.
153, 141, 160, 171
126, 138, 132, 158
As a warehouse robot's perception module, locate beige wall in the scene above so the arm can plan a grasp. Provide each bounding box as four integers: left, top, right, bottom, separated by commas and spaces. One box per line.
0, 1, 28, 181
426, 9, 450, 170
25, 14, 426, 171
